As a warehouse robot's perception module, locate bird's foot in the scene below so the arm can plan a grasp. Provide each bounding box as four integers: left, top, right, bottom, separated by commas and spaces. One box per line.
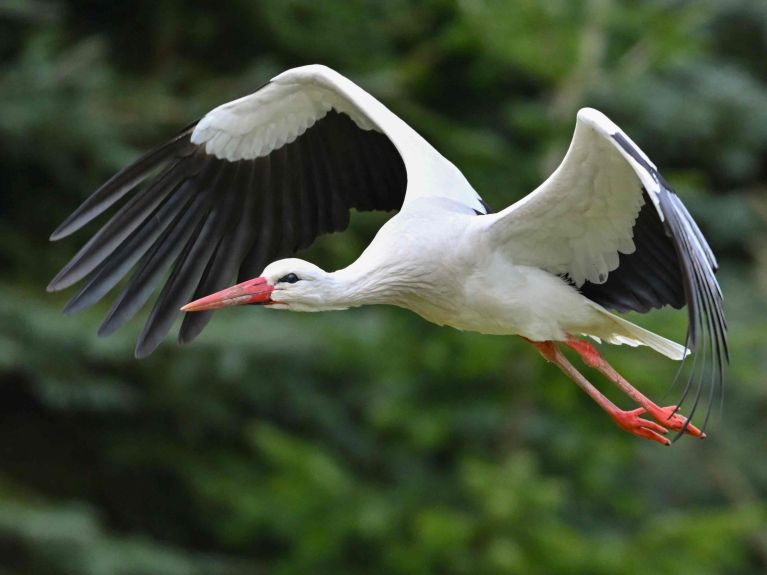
611, 407, 670, 445
645, 404, 705, 438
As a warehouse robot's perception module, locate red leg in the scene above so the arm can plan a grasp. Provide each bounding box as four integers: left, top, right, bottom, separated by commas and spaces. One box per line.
528, 340, 670, 445
564, 337, 704, 438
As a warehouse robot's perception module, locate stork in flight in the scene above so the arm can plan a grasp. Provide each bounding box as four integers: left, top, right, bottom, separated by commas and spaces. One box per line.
48, 65, 727, 445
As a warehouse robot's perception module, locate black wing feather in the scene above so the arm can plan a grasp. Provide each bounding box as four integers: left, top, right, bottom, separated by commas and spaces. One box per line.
179, 162, 257, 344
97, 163, 223, 337
50, 126, 197, 241
579, 132, 728, 433
135, 161, 243, 357
580, 192, 685, 313
62, 167, 201, 315
48, 158, 193, 291
50, 109, 408, 355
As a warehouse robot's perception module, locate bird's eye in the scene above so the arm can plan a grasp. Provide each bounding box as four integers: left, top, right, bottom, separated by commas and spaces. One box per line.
278, 273, 300, 284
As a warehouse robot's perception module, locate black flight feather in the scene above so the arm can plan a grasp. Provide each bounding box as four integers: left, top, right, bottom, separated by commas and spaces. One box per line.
579, 132, 728, 434
51, 104, 412, 354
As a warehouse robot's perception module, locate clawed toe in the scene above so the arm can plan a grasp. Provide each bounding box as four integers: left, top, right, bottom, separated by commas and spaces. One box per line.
611, 407, 671, 446
647, 405, 705, 438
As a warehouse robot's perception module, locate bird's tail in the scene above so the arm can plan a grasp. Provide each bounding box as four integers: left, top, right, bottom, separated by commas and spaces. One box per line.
586, 303, 688, 361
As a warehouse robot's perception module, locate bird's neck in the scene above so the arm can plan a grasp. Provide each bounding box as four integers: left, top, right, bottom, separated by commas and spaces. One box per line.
326, 260, 420, 310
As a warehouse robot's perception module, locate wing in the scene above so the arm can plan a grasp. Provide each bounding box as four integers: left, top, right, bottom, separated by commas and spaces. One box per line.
48, 65, 485, 357
486, 108, 728, 428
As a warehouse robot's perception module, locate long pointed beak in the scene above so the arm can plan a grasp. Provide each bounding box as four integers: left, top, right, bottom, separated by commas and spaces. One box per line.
180, 277, 274, 312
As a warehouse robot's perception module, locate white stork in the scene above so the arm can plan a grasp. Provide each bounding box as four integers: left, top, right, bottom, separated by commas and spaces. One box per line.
48, 65, 728, 445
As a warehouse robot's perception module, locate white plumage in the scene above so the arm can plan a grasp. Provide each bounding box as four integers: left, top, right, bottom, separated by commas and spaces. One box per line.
49, 65, 727, 444
193, 66, 486, 213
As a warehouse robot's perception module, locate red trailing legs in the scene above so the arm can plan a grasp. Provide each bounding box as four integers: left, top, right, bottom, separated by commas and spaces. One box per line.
563, 337, 704, 438
529, 340, 671, 445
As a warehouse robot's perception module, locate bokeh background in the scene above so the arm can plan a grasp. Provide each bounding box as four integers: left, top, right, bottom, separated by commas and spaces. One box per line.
1, 1, 766, 573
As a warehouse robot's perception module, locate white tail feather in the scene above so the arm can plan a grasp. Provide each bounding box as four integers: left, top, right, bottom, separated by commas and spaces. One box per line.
587, 303, 688, 360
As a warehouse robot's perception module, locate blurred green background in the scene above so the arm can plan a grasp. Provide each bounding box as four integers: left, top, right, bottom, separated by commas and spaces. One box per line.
1, 1, 766, 573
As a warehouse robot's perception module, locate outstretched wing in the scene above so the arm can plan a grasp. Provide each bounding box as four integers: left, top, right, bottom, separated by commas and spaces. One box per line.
49, 65, 485, 357
487, 107, 728, 428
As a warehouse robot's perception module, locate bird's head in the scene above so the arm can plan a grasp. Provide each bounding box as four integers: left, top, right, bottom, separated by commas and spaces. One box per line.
180, 258, 341, 313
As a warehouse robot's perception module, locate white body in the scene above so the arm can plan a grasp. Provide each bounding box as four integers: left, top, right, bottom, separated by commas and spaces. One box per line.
363, 200, 605, 339
279, 197, 682, 358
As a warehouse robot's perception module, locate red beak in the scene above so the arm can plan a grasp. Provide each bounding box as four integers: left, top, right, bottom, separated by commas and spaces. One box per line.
180, 277, 274, 312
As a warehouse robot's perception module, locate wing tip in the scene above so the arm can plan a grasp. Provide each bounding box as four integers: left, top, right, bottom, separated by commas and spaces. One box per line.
50, 207, 93, 241
97, 315, 121, 338
576, 107, 617, 133
50, 210, 97, 241
47, 271, 72, 293
134, 336, 159, 359
133, 346, 150, 360
49, 225, 71, 242
576, 106, 605, 121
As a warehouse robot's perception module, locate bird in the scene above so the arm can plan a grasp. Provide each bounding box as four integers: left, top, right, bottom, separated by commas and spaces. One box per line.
48, 64, 727, 445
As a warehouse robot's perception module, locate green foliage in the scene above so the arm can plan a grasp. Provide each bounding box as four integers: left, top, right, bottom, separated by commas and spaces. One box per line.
1, 1, 766, 573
